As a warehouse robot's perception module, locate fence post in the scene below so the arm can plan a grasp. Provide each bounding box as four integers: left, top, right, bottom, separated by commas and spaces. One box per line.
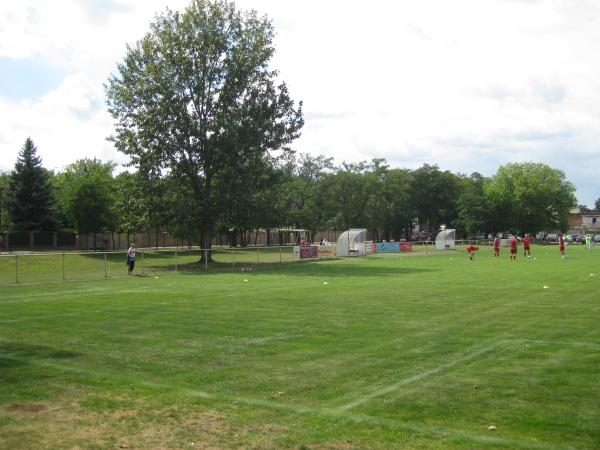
204, 249, 208, 271
141, 251, 144, 275
280, 246, 282, 263
232, 249, 235, 269
15, 254, 18, 284
257, 247, 260, 264
174, 250, 178, 272
62, 253, 66, 281
104, 253, 108, 278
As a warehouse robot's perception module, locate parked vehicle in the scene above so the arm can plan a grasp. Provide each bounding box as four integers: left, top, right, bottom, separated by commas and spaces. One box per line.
594, 234, 600, 243
418, 230, 438, 241
546, 233, 558, 242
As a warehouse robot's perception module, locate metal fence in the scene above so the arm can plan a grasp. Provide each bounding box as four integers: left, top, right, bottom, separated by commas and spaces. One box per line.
1, 241, 510, 286
0, 246, 339, 286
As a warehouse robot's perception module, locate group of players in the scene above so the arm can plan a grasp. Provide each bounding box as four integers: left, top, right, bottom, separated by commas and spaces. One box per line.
465, 233, 567, 260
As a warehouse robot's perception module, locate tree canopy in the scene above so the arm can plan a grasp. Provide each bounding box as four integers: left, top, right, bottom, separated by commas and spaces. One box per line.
484, 162, 576, 233
7, 138, 56, 231
105, 0, 303, 256
54, 158, 118, 237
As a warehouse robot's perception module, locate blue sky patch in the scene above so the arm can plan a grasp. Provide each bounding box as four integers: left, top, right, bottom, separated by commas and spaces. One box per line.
0, 57, 67, 101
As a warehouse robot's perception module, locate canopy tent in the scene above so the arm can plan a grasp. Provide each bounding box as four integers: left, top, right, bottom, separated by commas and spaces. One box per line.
336, 229, 367, 257
435, 229, 456, 250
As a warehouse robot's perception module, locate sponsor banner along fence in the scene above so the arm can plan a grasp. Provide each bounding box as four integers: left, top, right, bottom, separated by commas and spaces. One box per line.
371, 242, 413, 253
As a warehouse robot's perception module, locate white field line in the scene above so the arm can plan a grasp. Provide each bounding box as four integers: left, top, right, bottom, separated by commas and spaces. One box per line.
336, 340, 509, 412
521, 339, 600, 350
232, 397, 566, 450
333, 337, 600, 413
0, 352, 566, 450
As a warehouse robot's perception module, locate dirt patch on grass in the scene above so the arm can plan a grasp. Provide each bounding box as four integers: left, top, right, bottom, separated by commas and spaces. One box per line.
299, 440, 358, 450
6, 403, 48, 413
2, 399, 290, 449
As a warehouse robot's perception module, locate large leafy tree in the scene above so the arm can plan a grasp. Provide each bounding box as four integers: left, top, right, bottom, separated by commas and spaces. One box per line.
329, 162, 377, 231
484, 162, 576, 233
113, 171, 149, 243
594, 198, 600, 210
280, 153, 337, 234
454, 172, 489, 237
106, 0, 303, 260
381, 168, 414, 240
410, 164, 460, 230
55, 158, 118, 246
7, 138, 56, 231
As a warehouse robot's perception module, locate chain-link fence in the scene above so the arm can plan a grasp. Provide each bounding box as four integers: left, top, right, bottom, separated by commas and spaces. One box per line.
0, 246, 332, 285
1, 242, 490, 286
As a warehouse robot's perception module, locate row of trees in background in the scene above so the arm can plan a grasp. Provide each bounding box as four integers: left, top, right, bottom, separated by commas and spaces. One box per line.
0, 137, 580, 246
0, 0, 586, 253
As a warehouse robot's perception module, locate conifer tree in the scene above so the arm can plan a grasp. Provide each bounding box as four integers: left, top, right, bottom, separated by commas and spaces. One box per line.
7, 138, 56, 231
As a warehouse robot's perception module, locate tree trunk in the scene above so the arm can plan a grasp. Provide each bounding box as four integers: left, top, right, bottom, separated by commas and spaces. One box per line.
229, 229, 238, 248
200, 227, 213, 263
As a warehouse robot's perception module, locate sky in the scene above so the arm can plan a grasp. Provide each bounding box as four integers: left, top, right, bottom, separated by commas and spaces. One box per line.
1, 0, 599, 207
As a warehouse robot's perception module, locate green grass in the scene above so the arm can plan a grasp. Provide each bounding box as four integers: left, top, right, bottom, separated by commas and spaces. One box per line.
1, 244, 599, 449
0, 246, 301, 285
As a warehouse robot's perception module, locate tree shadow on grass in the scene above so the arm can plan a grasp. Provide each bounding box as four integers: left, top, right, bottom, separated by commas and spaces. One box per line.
0, 341, 80, 369
176, 258, 437, 278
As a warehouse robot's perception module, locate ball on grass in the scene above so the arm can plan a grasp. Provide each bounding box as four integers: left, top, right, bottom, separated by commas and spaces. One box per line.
488, 425, 497, 431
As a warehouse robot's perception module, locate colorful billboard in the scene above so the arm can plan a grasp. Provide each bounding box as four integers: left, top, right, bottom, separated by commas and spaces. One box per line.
371, 242, 413, 253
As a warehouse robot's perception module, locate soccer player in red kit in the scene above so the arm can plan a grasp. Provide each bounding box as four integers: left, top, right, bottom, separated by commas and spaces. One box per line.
558, 233, 565, 257
510, 235, 517, 261
493, 235, 500, 258
466, 244, 479, 260
522, 233, 531, 258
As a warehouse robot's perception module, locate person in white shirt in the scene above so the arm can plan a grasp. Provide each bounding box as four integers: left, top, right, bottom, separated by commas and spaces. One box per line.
127, 243, 137, 275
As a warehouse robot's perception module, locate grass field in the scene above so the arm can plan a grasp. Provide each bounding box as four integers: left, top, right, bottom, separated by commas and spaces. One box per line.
1, 244, 599, 449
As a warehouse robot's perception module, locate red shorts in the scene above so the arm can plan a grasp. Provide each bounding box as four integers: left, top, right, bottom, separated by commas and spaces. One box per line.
510, 248, 517, 254
523, 246, 530, 250
559, 245, 565, 251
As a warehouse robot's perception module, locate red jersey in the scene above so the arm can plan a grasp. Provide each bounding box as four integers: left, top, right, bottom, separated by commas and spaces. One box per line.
523, 236, 530, 249
466, 245, 478, 252
493, 238, 500, 249
559, 235, 564, 248
510, 237, 517, 249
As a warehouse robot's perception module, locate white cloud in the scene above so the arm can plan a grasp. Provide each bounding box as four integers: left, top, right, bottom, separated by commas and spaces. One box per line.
0, 0, 599, 205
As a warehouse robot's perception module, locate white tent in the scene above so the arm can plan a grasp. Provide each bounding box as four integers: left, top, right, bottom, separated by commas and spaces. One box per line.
336, 229, 367, 257
435, 229, 456, 250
